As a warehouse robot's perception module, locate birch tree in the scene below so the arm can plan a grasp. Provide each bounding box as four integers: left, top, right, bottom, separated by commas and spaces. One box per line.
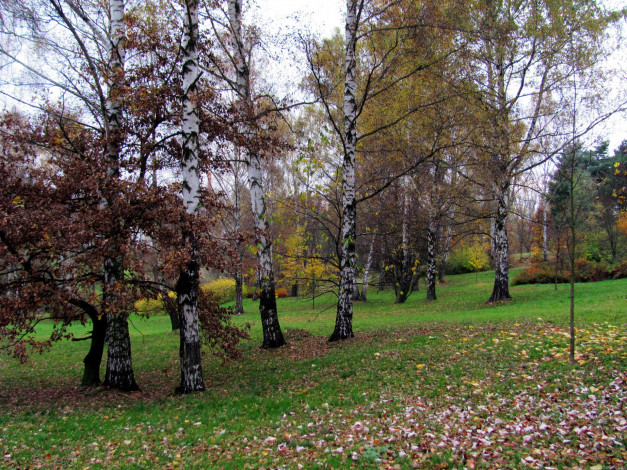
462, 0, 623, 303
224, 0, 285, 348
176, 0, 205, 393
100, 0, 138, 392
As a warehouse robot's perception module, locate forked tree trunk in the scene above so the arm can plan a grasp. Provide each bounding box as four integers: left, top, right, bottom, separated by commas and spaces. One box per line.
426, 219, 438, 302
488, 194, 511, 302
81, 307, 107, 386
176, 0, 205, 393
330, 0, 359, 342
229, 0, 285, 348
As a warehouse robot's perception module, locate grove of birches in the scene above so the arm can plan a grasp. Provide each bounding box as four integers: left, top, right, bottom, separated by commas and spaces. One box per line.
1, 0, 626, 393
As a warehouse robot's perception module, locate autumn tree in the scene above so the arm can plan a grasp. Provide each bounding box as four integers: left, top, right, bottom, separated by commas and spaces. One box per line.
460, 0, 624, 303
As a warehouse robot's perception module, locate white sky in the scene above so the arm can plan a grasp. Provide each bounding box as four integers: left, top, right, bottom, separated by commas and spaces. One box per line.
252, 0, 344, 39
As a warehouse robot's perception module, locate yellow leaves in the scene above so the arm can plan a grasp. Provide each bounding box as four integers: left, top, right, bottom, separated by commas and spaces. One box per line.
415, 364, 425, 370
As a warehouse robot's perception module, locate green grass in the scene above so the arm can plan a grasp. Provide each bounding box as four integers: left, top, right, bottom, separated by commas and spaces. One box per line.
1, 271, 626, 469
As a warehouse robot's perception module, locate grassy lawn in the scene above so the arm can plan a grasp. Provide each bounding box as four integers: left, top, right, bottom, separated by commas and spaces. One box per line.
0, 271, 625, 469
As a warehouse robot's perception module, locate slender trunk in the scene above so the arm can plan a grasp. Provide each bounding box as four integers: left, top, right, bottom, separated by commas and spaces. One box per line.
378, 261, 385, 291
569, 236, 575, 364
488, 193, 512, 302
569, 161, 576, 364
234, 270, 244, 314
82, 309, 107, 386
543, 201, 549, 262
554, 233, 561, 290
439, 215, 453, 282
360, 233, 376, 301
330, 0, 359, 342
426, 219, 438, 302
229, 0, 285, 348
233, 184, 245, 314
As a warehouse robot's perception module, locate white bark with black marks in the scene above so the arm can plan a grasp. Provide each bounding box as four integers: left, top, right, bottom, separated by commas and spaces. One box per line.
488, 192, 512, 302
330, 0, 359, 342
360, 233, 376, 301
177, 0, 205, 393
228, 0, 285, 348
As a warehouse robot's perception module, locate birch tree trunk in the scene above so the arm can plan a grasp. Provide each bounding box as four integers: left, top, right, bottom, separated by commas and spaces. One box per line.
329, 0, 359, 342
426, 218, 438, 302
360, 233, 376, 301
228, 0, 285, 348
395, 176, 414, 304
233, 185, 244, 314
102, 0, 137, 392
104, 261, 138, 391
248, 152, 285, 347
438, 214, 453, 282
487, 191, 512, 302
176, 0, 205, 393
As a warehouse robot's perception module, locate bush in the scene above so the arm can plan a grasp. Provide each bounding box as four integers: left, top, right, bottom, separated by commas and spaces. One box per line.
574, 258, 610, 282
275, 288, 288, 298
610, 260, 627, 280
446, 242, 491, 274
201, 278, 250, 305
513, 259, 621, 285
201, 278, 236, 305
134, 297, 167, 316
512, 263, 568, 285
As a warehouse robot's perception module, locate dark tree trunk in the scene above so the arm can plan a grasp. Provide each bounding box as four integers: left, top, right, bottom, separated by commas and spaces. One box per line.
394, 255, 416, 304
176, 241, 205, 393
103, 256, 138, 392
169, 309, 180, 330
488, 195, 512, 303
291, 282, 298, 298
426, 220, 437, 302
352, 277, 360, 301
234, 271, 244, 314
82, 310, 107, 386
438, 260, 446, 282
259, 272, 286, 348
